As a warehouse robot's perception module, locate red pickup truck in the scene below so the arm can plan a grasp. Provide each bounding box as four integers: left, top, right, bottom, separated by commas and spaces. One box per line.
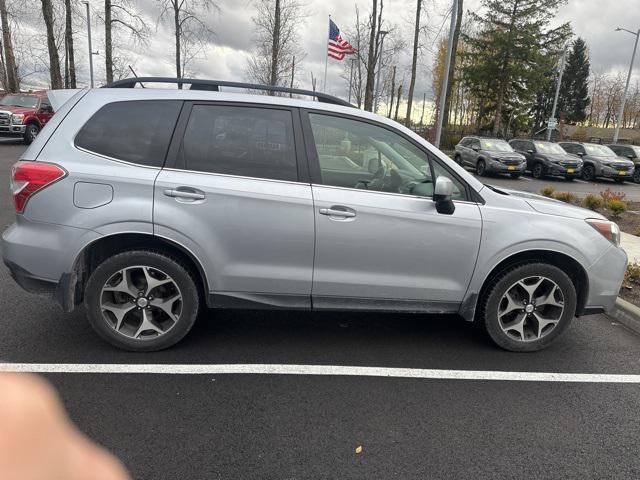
0, 91, 54, 145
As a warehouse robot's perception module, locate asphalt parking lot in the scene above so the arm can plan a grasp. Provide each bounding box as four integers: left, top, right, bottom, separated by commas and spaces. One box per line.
2, 140, 640, 479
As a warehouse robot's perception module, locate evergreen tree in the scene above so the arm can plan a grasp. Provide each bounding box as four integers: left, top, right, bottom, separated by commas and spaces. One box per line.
462, 0, 571, 136
559, 37, 590, 123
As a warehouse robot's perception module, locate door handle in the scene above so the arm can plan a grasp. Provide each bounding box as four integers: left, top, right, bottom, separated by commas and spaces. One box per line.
163, 188, 206, 200
319, 207, 356, 218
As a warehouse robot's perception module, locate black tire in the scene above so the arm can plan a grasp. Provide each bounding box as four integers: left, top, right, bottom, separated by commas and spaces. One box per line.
581, 164, 595, 181
479, 263, 577, 352
84, 250, 200, 351
532, 162, 545, 179
614, 178, 625, 184
510, 173, 521, 179
454, 154, 462, 165
565, 176, 574, 182
633, 168, 640, 184
23, 123, 39, 145
476, 159, 486, 176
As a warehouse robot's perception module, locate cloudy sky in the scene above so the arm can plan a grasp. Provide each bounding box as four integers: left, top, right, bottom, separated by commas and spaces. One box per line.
18, 0, 640, 117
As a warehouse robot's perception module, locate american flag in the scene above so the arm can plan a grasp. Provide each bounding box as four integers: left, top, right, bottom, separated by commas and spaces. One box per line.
328, 19, 356, 60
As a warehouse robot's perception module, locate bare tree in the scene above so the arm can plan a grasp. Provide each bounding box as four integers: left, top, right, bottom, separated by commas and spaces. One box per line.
157, 0, 217, 79
442, 0, 463, 127
63, 0, 76, 88
364, 0, 385, 111
0, 0, 18, 92
247, 0, 306, 88
394, 83, 403, 121
104, 0, 148, 84
387, 64, 396, 118
41, 0, 63, 88
405, 0, 422, 126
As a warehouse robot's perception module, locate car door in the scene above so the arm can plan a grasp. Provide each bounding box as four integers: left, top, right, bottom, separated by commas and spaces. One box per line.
301, 110, 482, 311
154, 102, 315, 308
521, 141, 536, 169
36, 96, 54, 126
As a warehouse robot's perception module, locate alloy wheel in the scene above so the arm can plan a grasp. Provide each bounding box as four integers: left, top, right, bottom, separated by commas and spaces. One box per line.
100, 265, 183, 340
582, 165, 595, 181
533, 163, 544, 179
497, 276, 565, 342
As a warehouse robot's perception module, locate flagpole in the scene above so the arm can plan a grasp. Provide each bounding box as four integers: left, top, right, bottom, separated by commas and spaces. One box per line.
323, 14, 330, 92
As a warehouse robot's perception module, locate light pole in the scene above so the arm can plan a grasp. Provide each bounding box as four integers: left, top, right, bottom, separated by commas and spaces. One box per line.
374, 30, 389, 114
434, 0, 457, 148
83, 1, 97, 88
613, 27, 640, 143
547, 42, 570, 141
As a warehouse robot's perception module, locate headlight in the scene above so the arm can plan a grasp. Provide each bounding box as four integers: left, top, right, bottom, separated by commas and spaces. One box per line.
11, 113, 24, 125
586, 219, 620, 246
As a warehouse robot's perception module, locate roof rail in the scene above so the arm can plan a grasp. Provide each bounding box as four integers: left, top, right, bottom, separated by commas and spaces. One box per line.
104, 77, 355, 108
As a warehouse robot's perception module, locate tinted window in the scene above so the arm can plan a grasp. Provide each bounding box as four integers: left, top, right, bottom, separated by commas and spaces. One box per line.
460, 138, 471, 147
75, 100, 181, 167
510, 140, 523, 151
560, 143, 575, 154
179, 105, 297, 182
308, 113, 467, 200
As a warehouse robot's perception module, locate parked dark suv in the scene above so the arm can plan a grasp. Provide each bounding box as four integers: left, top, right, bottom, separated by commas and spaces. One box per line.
509, 139, 583, 180
558, 142, 634, 183
606, 144, 640, 183
454, 136, 526, 178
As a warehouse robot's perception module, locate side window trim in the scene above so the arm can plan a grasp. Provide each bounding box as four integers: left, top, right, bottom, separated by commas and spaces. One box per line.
163, 101, 309, 183
299, 108, 475, 202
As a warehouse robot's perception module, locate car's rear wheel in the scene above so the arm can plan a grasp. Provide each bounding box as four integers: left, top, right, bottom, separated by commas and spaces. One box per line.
479, 263, 576, 352
84, 250, 200, 351
476, 159, 486, 176
581, 164, 595, 181
23, 124, 39, 145
532, 162, 545, 179
510, 173, 521, 179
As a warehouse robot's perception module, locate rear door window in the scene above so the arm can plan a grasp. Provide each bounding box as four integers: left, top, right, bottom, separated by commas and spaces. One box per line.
75, 100, 182, 167
177, 105, 298, 182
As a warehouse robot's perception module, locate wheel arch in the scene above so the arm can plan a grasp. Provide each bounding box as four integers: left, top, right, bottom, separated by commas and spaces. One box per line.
463, 249, 589, 322
66, 232, 210, 311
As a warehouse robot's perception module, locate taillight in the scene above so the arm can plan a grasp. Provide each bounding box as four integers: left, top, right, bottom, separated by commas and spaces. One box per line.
10, 161, 66, 214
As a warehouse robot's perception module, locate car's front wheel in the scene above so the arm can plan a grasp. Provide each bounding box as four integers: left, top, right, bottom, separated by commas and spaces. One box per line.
476, 159, 486, 176
23, 124, 39, 145
581, 164, 595, 181
479, 263, 576, 352
633, 168, 640, 184
84, 250, 200, 351
532, 162, 545, 179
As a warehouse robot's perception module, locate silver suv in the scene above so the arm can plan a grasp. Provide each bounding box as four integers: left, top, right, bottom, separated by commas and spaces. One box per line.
2, 78, 627, 352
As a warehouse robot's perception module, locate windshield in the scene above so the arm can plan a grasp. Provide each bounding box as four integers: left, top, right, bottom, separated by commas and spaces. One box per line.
481, 139, 513, 152
0, 95, 39, 109
534, 142, 566, 154
584, 144, 616, 157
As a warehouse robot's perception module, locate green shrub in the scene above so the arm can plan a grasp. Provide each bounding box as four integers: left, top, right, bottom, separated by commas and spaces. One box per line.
625, 263, 640, 286
583, 193, 603, 211
540, 185, 555, 198
552, 191, 579, 204
608, 199, 627, 218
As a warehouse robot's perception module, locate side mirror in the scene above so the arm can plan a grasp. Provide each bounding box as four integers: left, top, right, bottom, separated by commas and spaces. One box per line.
472, 146, 480, 152
577, 152, 584, 157
627, 154, 634, 160
433, 176, 455, 215
527, 149, 534, 154
39, 105, 53, 113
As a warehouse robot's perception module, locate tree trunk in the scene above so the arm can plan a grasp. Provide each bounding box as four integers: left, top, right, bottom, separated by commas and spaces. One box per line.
270, 0, 281, 86
173, 0, 181, 79
364, 0, 378, 111
442, 0, 462, 127
64, 0, 76, 88
394, 84, 402, 121
105, 0, 114, 84
388, 65, 396, 118
289, 55, 295, 96
41, 0, 63, 89
491, 0, 518, 136
0, 0, 18, 92
405, 0, 421, 127
0, 36, 7, 90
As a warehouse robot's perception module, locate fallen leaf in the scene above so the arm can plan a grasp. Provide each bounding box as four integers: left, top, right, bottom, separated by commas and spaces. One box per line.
355, 445, 363, 454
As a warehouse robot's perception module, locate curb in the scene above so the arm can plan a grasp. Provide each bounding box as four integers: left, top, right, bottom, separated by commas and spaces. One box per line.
608, 297, 640, 335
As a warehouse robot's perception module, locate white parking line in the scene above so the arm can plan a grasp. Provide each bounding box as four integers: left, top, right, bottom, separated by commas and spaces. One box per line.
573, 179, 588, 184
518, 176, 533, 181
2, 363, 640, 383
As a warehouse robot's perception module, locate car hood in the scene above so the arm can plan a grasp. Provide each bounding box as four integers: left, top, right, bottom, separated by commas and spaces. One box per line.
0, 105, 35, 114
585, 155, 635, 166
482, 150, 524, 160
489, 186, 607, 221
542, 153, 580, 162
